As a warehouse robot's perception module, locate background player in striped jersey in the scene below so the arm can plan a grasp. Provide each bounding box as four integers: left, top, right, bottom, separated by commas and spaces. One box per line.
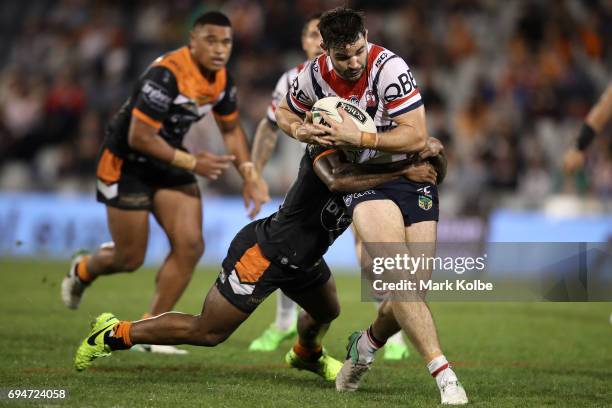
275, 7, 467, 405
62, 12, 269, 354
249, 13, 411, 361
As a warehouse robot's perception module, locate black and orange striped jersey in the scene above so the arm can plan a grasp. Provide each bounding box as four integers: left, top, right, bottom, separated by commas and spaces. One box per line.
255, 144, 352, 269
105, 46, 238, 159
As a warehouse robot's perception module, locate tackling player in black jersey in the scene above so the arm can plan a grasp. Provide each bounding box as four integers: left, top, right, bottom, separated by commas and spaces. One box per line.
73, 143, 440, 382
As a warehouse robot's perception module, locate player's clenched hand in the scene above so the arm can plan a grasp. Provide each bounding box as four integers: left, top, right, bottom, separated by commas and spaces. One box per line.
403, 162, 437, 184
242, 177, 270, 219
194, 151, 235, 180
291, 112, 333, 146
562, 148, 585, 173
317, 109, 361, 147
418, 137, 444, 159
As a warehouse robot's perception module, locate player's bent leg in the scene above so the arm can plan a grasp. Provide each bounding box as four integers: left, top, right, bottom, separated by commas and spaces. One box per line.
130, 285, 248, 347
150, 183, 204, 315
62, 207, 149, 309
282, 272, 342, 382
74, 285, 249, 371
249, 291, 298, 352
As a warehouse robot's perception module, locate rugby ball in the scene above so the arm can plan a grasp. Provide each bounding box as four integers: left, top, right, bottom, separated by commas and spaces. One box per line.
311, 96, 393, 164
311, 96, 376, 134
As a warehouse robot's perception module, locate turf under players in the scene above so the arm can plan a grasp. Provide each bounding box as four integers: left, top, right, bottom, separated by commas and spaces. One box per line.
73, 143, 439, 381
61, 12, 269, 353
275, 7, 468, 405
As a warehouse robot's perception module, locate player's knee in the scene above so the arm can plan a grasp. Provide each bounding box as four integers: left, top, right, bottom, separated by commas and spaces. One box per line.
114, 251, 145, 272
173, 235, 204, 263
313, 303, 341, 324
328, 303, 341, 322
122, 256, 144, 272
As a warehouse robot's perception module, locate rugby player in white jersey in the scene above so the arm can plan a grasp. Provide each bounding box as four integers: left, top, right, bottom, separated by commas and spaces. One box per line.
275, 7, 468, 405
249, 13, 411, 361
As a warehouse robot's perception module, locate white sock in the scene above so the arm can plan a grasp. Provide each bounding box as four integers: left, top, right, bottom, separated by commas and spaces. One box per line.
427, 355, 457, 387
355, 327, 384, 364
275, 291, 297, 331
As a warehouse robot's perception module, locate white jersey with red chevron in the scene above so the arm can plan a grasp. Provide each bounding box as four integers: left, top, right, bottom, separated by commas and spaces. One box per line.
286, 43, 423, 164
266, 62, 306, 124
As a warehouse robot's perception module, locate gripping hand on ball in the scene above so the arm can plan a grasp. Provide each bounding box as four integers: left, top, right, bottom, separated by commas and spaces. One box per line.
316, 109, 362, 147
291, 112, 333, 146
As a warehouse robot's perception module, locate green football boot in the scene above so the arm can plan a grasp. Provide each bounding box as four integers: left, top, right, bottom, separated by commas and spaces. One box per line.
383, 342, 410, 360
285, 347, 342, 382
74, 313, 118, 371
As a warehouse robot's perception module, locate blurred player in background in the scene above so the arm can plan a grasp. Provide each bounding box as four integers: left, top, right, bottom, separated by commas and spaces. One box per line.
562, 82, 612, 325
275, 8, 467, 404
249, 13, 411, 361
62, 12, 269, 354
563, 83, 612, 173
73, 144, 439, 381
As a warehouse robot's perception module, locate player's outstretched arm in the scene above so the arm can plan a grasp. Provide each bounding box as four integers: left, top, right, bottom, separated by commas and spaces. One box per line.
251, 118, 279, 173
313, 149, 437, 193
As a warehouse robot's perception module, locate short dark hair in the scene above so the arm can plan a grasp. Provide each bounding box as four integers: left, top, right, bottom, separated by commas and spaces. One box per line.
318, 7, 365, 49
193, 11, 232, 29
302, 12, 323, 36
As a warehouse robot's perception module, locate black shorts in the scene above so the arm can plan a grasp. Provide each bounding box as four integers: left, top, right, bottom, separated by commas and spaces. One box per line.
95, 147, 196, 210
341, 179, 439, 226
216, 221, 331, 314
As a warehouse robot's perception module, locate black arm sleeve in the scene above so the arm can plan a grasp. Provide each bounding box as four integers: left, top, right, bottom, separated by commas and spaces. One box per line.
576, 123, 596, 151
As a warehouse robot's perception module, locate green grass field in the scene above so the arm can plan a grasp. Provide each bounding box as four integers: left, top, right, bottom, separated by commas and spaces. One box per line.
1, 258, 611, 407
